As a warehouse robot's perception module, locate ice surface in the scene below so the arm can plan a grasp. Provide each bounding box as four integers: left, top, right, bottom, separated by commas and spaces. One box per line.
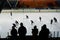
0, 12, 60, 38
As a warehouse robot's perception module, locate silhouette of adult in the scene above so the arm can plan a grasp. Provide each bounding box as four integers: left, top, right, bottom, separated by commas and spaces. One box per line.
54, 17, 57, 23
39, 24, 50, 40
18, 22, 27, 40
50, 19, 53, 24
10, 23, 17, 40
32, 25, 38, 40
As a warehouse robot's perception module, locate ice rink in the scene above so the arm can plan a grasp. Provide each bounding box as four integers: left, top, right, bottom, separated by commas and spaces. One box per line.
0, 12, 60, 38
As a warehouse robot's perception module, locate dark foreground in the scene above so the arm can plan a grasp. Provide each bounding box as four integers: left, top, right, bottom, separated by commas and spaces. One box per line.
0, 36, 60, 40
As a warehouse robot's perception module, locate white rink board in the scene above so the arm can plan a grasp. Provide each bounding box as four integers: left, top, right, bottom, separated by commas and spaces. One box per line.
1, 9, 60, 13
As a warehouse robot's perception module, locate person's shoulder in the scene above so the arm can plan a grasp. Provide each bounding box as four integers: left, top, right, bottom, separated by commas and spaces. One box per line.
46, 28, 50, 32
36, 28, 38, 30
47, 28, 49, 30
23, 26, 26, 28
18, 27, 21, 30
32, 29, 34, 30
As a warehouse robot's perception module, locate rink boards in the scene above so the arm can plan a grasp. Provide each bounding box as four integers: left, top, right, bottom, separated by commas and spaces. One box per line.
1, 9, 60, 13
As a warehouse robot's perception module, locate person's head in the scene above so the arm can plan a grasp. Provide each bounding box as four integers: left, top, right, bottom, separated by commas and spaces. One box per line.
13, 23, 16, 27
15, 20, 18, 23
20, 22, 23, 26
34, 25, 37, 29
12, 23, 16, 28
54, 17, 55, 18
41, 24, 47, 29
54, 17, 56, 19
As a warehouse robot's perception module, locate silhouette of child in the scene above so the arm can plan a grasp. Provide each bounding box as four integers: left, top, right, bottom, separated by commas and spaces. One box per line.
32, 25, 38, 36
11, 23, 17, 37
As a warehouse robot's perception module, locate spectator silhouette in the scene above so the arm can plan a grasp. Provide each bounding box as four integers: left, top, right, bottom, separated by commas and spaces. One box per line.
18, 22, 27, 40
10, 23, 17, 40
54, 17, 57, 23
50, 19, 53, 24
39, 24, 50, 40
32, 25, 38, 36
32, 25, 38, 40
